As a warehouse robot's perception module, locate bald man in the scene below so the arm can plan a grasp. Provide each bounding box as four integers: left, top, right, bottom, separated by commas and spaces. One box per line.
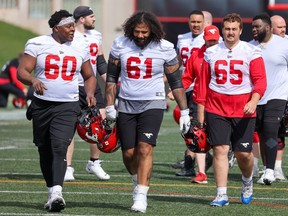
269, 15, 288, 182
271, 15, 288, 39
202, 10, 213, 27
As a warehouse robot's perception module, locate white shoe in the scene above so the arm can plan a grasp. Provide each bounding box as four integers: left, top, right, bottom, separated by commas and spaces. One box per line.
45, 186, 65, 212
257, 173, 265, 185
241, 180, 253, 204
86, 160, 110, 180
49, 191, 66, 212
64, 166, 75, 181
131, 188, 147, 213
274, 167, 287, 181
263, 168, 275, 185
44, 187, 52, 210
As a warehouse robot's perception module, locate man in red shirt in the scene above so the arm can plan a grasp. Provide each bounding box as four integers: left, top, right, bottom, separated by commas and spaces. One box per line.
182, 25, 220, 184
196, 13, 266, 206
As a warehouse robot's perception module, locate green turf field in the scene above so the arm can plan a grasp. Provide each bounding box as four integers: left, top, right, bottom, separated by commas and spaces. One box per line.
1, 104, 288, 216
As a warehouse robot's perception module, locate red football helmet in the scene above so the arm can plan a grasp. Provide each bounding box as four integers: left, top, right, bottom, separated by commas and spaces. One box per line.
97, 119, 121, 153
76, 106, 106, 144
12, 97, 25, 108
183, 120, 210, 153
173, 105, 181, 125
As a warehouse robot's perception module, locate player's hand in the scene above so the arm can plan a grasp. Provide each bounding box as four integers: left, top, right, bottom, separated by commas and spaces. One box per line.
32, 78, 47, 95
106, 105, 117, 121
86, 94, 96, 107
179, 109, 190, 134
167, 89, 175, 101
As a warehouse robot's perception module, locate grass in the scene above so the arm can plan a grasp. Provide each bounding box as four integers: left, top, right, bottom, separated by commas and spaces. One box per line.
1, 103, 288, 216
0, 21, 37, 68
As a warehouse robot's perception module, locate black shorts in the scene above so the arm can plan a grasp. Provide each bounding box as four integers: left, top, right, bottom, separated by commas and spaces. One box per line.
118, 109, 164, 150
206, 112, 255, 152
79, 85, 105, 109
30, 97, 80, 147
256, 99, 287, 133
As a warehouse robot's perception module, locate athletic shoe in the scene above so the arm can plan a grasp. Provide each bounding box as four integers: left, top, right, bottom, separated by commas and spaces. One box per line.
131, 186, 148, 213
210, 194, 229, 207
257, 173, 265, 185
192, 172, 208, 184
241, 180, 253, 204
263, 168, 275, 185
86, 160, 110, 180
64, 166, 75, 181
176, 168, 196, 177
49, 191, 66, 212
171, 160, 184, 169
228, 150, 236, 168
274, 167, 287, 181
44, 187, 52, 210
205, 152, 213, 172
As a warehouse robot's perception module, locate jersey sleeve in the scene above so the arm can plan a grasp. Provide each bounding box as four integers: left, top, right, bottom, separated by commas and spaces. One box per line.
110, 36, 124, 59
24, 37, 42, 57
195, 59, 210, 106
250, 57, 267, 98
160, 39, 177, 63
182, 54, 195, 91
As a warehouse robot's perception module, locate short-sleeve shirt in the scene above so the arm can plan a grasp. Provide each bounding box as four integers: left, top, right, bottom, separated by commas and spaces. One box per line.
24, 35, 90, 102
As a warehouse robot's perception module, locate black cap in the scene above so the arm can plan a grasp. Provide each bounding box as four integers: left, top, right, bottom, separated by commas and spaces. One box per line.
73, 6, 93, 20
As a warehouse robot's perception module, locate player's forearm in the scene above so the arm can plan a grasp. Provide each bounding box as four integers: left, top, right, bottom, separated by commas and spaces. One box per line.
105, 82, 117, 106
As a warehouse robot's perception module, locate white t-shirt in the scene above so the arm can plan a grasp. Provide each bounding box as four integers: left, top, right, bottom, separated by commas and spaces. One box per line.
250, 34, 288, 104
110, 36, 177, 100
177, 32, 205, 92
24, 35, 90, 101
74, 29, 102, 86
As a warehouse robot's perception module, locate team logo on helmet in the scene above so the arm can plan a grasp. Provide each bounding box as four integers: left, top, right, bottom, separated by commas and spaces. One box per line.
182, 120, 210, 153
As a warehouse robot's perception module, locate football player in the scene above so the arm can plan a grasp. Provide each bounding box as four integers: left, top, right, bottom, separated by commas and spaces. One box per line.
64, 5, 110, 182
17, 10, 97, 212
196, 13, 266, 206
105, 11, 189, 213
251, 13, 288, 185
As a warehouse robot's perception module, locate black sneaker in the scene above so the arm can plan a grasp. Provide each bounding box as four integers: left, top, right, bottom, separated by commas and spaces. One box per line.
176, 168, 196, 177
171, 160, 184, 169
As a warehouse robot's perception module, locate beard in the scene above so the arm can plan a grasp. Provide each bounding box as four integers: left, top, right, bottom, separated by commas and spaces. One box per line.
84, 24, 94, 30
133, 36, 152, 49
254, 29, 266, 43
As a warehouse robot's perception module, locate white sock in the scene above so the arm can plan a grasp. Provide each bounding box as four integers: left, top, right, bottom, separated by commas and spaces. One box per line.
254, 157, 259, 166
217, 187, 227, 195
47, 187, 52, 194
52, 185, 62, 193
137, 184, 149, 194
242, 175, 252, 182
275, 160, 282, 169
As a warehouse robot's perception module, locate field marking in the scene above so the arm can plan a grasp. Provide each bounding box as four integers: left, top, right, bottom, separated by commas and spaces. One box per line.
0, 146, 17, 150
1, 179, 288, 191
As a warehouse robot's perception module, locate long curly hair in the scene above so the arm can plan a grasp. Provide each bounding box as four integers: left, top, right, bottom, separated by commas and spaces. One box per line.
123, 11, 165, 42
48, 9, 73, 28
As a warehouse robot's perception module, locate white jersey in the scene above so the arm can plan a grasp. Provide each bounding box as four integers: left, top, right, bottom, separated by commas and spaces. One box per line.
205, 41, 262, 95
24, 35, 90, 102
177, 32, 204, 92
250, 34, 288, 104
110, 36, 177, 100
74, 29, 102, 86
177, 32, 205, 68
